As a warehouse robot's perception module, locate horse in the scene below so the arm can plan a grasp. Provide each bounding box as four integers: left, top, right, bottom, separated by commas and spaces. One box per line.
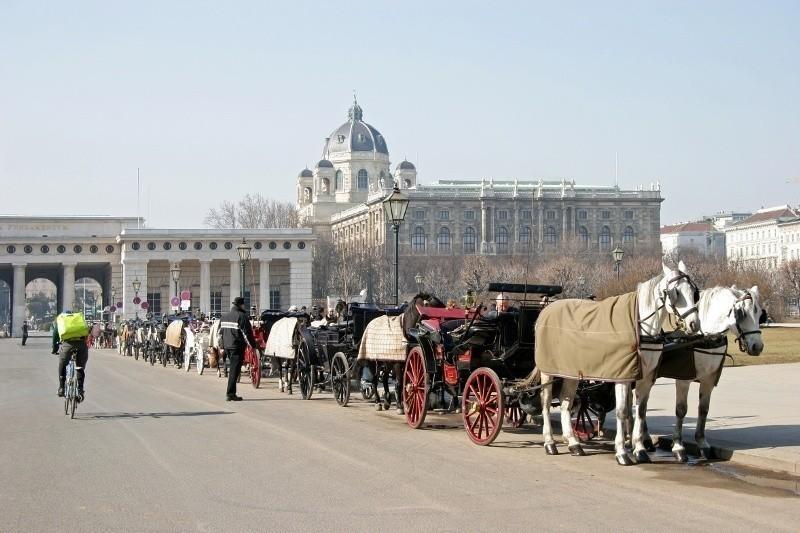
660, 286, 764, 462
539, 262, 702, 465
208, 319, 228, 378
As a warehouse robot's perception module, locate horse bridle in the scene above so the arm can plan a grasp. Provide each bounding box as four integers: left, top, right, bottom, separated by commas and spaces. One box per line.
729, 290, 761, 352
639, 271, 700, 337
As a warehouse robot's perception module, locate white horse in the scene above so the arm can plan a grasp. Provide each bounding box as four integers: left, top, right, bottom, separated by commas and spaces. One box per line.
665, 286, 764, 462
541, 262, 702, 465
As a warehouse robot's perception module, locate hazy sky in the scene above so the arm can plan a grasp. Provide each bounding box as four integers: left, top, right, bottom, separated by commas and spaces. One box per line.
1, 1, 798, 227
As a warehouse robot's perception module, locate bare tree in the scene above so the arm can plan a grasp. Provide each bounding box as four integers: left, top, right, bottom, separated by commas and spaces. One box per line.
204, 194, 299, 229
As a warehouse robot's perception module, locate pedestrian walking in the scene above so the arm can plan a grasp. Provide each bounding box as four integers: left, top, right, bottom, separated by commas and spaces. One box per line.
220, 297, 257, 401
21, 321, 29, 346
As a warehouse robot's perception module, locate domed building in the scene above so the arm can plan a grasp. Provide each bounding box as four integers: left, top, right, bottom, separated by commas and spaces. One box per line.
298, 98, 662, 260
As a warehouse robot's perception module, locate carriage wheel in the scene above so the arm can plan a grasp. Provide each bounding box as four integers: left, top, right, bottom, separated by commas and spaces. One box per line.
462, 367, 504, 446
185, 353, 191, 372
331, 353, 350, 407
298, 341, 314, 400
162, 348, 168, 367
504, 404, 526, 429
150, 345, 156, 366
403, 347, 429, 429
248, 347, 261, 389
572, 403, 600, 442
134, 346, 139, 361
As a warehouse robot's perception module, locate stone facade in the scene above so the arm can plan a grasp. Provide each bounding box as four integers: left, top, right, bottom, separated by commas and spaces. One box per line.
723, 206, 799, 268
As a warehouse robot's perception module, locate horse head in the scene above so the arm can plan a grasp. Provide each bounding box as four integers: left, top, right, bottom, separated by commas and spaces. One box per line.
659, 260, 701, 334
729, 286, 764, 356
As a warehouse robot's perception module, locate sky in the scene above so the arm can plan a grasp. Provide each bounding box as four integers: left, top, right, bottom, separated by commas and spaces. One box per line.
1, 1, 798, 227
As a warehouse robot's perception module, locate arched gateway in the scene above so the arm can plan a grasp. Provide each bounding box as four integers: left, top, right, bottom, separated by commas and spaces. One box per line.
0, 216, 313, 337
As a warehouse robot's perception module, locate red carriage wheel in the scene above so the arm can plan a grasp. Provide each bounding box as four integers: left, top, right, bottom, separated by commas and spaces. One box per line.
246, 347, 261, 389
504, 404, 526, 429
462, 367, 504, 446
403, 346, 429, 429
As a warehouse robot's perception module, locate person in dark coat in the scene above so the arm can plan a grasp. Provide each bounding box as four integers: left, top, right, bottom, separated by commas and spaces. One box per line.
21, 321, 29, 346
220, 297, 257, 401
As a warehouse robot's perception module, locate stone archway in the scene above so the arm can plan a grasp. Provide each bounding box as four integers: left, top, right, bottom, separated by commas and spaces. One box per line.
25, 277, 58, 329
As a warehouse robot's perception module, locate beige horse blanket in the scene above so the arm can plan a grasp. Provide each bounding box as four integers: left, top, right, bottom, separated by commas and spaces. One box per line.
535, 292, 640, 382
357, 314, 407, 362
265, 317, 298, 359
165, 320, 184, 348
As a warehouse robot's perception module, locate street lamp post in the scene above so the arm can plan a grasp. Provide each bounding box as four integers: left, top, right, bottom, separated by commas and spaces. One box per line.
132, 277, 141, 319
110, 285, 116, 323
170, 263, 181, 312
612, 246, 625, 280
415, 273, 423, 294
577, 275, 586, 298
382, 185, 410, 306
236, 238, 252, 307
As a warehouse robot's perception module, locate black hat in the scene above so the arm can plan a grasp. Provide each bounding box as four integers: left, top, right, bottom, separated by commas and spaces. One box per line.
232, 297, 246, 307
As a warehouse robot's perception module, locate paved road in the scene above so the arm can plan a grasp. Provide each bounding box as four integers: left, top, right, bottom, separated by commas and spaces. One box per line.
1, 338, 798, 533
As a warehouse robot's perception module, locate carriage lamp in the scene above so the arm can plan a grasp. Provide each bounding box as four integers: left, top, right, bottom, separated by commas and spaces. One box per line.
236, 238, 252, 305
612, 246, 625, 280
382, 185, 410, 306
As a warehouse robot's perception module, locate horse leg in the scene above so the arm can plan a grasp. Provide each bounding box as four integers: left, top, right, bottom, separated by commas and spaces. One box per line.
394, 362, 404, 415
381, 365, 391, 411
695, 378, 715, 460
373, 363, 383, 411
540, 374, 558, 455
559, 379, 584, 456
672, 379, 691, 462
631, 375, 656, 463
614, 383, 634, 465
287, 360, 294, 395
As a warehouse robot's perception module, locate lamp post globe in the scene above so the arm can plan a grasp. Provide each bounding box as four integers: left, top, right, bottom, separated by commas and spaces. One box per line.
236, 238, 252, 305
382, 186, 410, 306
611, 246, 624, 280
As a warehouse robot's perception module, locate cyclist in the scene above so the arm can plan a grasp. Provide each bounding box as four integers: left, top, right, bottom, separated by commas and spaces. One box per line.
52, 310, 89, 401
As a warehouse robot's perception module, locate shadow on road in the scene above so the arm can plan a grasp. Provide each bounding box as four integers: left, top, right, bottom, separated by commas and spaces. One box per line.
79, 411, 234, 420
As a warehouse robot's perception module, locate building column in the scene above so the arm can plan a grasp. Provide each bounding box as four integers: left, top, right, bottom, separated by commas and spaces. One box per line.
229, 260, 240, 301
62, 263, 76, 312
11, 264, 26, 337
199, 260, 211, 314
289, 259, 312, 310
537, 204, 545, 250
259, 259, 271, 311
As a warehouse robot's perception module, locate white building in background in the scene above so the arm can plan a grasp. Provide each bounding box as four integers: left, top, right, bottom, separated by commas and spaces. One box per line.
0, 216, 313, 336
660, 221, 725, 257
724, 205, 799, 268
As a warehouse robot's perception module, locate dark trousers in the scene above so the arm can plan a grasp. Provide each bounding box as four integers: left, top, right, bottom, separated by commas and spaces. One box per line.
21, 333, 28, 346
226, 348, 244, 397
59, 338, 89, 391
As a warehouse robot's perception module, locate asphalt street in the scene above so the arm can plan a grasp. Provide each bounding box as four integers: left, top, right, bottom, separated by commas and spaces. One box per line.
1, 337, 798, 533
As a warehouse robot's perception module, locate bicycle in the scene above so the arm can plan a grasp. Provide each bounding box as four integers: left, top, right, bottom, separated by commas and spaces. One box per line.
63, 348, 82, 419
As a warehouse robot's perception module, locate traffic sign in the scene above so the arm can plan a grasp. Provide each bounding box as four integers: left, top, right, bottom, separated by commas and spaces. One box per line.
110, 306, 117, 312
133, 296, 141, 305
180, 290, 191, 301
170, 296, 180, 307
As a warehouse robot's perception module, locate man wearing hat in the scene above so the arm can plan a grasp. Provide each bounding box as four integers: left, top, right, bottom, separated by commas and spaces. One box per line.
220, 296, 257, 401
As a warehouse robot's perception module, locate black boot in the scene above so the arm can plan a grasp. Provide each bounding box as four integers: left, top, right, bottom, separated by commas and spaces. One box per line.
57, 378, 65, 397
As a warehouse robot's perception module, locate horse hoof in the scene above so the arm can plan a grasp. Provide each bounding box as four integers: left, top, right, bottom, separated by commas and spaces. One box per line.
635, 450, 651, 464
700, 447, 714, 460
544, 443, 559, 456
643, 438, 656, 453
568, 444, 586, 457
396, 407, 404, 415
375, 404, 383, 411
673, 450, 688, 463
616, 453, 634, 466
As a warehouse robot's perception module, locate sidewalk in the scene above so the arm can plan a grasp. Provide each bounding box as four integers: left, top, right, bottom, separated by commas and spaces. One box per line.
643, 362, 800, 475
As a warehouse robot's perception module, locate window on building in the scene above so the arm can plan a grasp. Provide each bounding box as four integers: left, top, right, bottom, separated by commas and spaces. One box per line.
623, 226, 634, 243
439, 210, 450, 220
496, 226, 509, 254
601, 211, 611, 219
599, 226, 612, 250
546, 210, 555, 220
412, 227, 426, 253
210, 291, 222, 316
463, 227, 476, 254
520, 226, 531, 244
497, 210, 508, 221
335, 170, 343, 191
413, 209, 425, 220
146, 292, 161, 315
464, 210, 475, 220
269, 288, 281, 310
578, 210, 588, 220
521, 210, 531, 220
357, 169, 368, 190
578, 226, 589, 247
545, 226, 557, 245
437, 227, 451, 253
624, 210, 634, 220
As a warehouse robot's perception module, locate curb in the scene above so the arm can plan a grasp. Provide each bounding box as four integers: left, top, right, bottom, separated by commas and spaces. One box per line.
653, 434, 799, 476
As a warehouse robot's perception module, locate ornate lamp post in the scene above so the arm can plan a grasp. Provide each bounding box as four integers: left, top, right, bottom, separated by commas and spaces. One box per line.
577, 275, 586, 298
415, 273, 423, 293
132, 277, 141, 318
170, 263, 181, 311
382, 186, 410, 306
612, 246, 625, 280
236, 238, 252, 306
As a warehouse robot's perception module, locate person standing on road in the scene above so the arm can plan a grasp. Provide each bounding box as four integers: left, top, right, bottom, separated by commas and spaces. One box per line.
220, 297, 257, 401
21, 321, 29, 346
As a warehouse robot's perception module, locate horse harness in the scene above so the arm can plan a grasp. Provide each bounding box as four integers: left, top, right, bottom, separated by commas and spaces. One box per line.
638, 272, 700, 340
728, 289, 761, 353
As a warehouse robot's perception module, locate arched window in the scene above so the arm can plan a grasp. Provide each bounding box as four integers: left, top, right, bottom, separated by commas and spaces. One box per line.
623, 226, 634, 244
578, 226, 589, 248
520, 226, 532, 244
599, 226, 612, 250
321, 178, 330, 194
545, 226, 557, 245
437, 227, 451, 254
335, 170, 343, 191
412, 227, 426, 254
357, 169, 368, 190
463, 227, 476, 254
496, 226, 509, 254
